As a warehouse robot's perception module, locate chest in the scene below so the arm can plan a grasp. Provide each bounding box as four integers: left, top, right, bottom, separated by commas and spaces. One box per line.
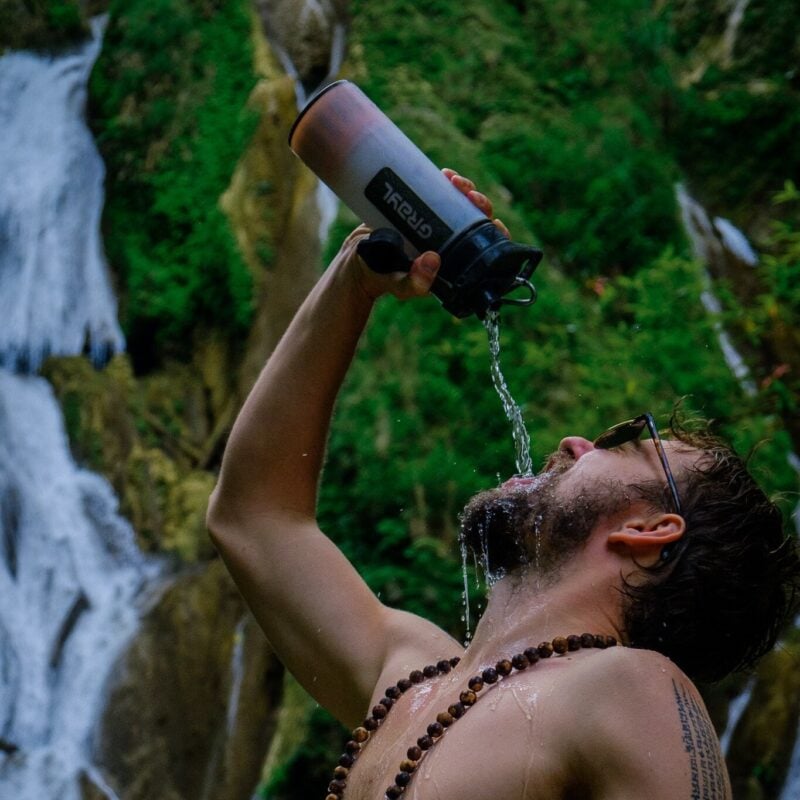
340, 669, 575, 800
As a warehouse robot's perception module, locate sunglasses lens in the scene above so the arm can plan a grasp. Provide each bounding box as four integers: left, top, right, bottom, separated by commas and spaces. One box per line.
594, 418, 647, 449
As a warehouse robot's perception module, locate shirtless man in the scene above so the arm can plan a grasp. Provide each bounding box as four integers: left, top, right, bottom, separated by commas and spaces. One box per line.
207, 172, 798, 799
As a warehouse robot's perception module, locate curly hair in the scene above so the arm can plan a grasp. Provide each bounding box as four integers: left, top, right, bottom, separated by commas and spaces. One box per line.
622, 417, 800, 683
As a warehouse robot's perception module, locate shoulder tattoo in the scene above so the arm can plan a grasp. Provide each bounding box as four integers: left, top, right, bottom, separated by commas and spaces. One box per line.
672, 679, 729, 800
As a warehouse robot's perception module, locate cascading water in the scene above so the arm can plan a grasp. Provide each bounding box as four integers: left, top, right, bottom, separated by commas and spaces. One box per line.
0, 19, 160, 800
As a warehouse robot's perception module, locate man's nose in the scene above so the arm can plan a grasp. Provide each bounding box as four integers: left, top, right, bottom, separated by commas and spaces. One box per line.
558, 436, 595, 460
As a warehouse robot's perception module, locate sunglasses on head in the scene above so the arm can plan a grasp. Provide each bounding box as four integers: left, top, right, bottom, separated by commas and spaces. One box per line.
592, 412, 682, 515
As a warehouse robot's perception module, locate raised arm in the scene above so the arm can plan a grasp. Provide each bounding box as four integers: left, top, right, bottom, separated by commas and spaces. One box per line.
206, 223, 452, 725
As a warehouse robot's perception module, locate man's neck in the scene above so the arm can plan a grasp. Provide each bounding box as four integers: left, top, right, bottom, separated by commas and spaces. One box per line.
458, 559, 623, 672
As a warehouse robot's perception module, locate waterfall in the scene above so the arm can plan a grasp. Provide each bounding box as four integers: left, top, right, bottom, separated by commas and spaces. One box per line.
676, 184, 757, 396
0, 17, 124, 372
719, 677, 755, 755
0, 18, 159, 800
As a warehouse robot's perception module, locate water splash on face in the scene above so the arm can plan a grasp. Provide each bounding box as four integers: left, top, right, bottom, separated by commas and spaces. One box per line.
484, 311, 533, 476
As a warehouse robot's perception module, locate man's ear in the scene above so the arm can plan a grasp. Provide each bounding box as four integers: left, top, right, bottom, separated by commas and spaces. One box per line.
606, 513, 685, 561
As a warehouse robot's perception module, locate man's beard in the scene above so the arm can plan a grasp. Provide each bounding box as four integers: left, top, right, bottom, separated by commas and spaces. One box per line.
459, 450, 631, 582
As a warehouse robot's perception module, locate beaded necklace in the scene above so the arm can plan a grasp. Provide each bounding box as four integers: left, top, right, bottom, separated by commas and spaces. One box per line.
324, 632, 618, 800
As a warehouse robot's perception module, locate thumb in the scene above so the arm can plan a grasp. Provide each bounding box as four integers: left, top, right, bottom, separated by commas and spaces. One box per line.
408, 251, 440, 295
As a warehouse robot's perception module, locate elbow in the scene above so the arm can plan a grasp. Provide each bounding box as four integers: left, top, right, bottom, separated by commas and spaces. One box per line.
206, 485, 235, 548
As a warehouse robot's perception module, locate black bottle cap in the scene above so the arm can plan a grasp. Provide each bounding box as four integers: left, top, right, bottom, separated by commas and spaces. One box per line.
433, 221, 542, 319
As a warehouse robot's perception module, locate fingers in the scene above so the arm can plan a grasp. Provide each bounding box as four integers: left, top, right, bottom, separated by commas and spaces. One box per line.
442, 168, 509, 238
493, 218, 510, 238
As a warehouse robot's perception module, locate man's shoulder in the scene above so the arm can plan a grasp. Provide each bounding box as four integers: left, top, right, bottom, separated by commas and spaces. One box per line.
453, 646, 717, 799
558, 646, 729, 795
562, 643, 700, 718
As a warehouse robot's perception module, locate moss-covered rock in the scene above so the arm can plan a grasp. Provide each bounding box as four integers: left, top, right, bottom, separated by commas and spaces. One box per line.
41, 353, 221, 560
727, 640, 800, 798
93, 559, 283, 800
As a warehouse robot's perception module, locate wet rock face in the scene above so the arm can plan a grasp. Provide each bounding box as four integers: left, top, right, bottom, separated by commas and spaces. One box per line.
726, 640, 800, 799
255, 0, 349, 100
92, 560, 283, 800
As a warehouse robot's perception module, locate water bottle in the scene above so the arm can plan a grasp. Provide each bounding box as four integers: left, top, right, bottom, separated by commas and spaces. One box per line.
288, 80, 542, 319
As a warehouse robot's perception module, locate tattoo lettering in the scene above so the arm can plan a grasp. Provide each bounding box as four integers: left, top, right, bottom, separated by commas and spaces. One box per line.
672, 680, 728, 799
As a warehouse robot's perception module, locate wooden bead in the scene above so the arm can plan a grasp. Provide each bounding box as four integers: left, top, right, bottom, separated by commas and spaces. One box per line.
372, 705, 387, 719
427, 721, 444, 738
339, 754, 354, 768
386, 685, 402, 699
423, 665, 438, 678
333, 765, 349, 780
386, 786, 403, 799
567, 635, 581, 651
326, 794, 339, 800
345, 740, 361, 755
396, 771, 412, 786
352, 726, 369, 743
437, 711, 455, 727
397, 678, 413, 692
496, 658, 513, 676
468, 676, 484, 691
364, 717, 379, 731
459, 689, 477, 706
448, 702, 466, 718
524, 647, 540, 664
407, 745, 422, 761
512, 653, 529, 670
594, 634, 607, 648
552, 636, 568, 654
538, 641, 554, 657
482, 667, 499, 684
328, 778, 346, 794
380, 697, 395, 710
606, 635, 618, 647
581, 633, 595, 648
400, 758, 417, 772
417, 734, 434, 750
409, 670, 425, 684
436, 659, 452, 673
449, 656, 461, 667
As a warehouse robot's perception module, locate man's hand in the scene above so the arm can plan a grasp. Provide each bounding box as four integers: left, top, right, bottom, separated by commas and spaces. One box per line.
336, 224, 442, 302
343, 168, 510, 301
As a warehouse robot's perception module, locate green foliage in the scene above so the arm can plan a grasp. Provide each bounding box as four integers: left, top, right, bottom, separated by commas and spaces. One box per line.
45, 0, 82, 33
349, 0, 683, 276
0, 0, 87, 50
260, 705, 347, 799
90, 0, 257, 364
666, 0, 800, 212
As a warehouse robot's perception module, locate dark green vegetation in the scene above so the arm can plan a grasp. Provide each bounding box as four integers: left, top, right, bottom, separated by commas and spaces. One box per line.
81, 0, 798, 797
0, 0, 88, 50
89, 0, 257, 367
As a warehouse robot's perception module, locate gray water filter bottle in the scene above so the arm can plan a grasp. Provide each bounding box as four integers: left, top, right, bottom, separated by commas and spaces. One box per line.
288, 80, 542, 319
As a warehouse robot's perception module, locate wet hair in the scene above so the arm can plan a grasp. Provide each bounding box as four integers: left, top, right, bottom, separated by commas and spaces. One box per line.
622, 416, 800, 683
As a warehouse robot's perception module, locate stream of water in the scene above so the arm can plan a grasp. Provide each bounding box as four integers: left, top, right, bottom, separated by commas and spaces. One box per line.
483, 310, 533, 477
